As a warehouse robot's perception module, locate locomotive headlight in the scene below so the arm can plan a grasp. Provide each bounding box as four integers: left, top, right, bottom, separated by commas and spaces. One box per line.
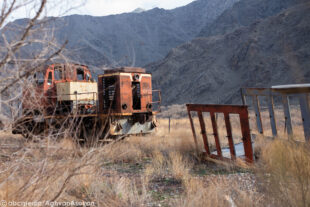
122, 104, 128, 110
133, 74, 140, 81
147, 103, 152, 110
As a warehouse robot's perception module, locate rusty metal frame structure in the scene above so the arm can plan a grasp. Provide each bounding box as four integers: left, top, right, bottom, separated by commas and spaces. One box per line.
186, 104, 254, 163
241, 84, 310, 141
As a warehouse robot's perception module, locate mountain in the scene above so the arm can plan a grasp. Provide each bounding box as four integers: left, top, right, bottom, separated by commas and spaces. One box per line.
2, 0, 239, 67
147, 2, 310, 105
199, 0, 309, 37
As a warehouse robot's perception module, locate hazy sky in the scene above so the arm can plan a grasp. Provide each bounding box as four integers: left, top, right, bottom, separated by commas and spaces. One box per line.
9, 0, 196, 22
74, 0, 196, 16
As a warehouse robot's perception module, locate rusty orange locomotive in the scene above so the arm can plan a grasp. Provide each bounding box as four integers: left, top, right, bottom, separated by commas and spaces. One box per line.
13, 63, 161, 143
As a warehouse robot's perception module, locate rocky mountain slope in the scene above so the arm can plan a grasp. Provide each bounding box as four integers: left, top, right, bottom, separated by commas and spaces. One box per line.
199, 0, 309, 37
148, 2, 310, 105
3, 0, 238, 67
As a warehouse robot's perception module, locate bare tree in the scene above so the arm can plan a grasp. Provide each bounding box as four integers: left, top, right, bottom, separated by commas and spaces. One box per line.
0, 0, 104, 202
0, 0, 70, 127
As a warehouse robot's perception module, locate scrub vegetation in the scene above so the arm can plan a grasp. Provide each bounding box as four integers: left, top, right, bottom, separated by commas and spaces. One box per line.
0, 110, 309, 206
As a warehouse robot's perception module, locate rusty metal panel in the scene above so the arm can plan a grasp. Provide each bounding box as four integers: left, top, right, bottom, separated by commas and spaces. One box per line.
140, 74, 153, 112
98, 69, 159, 115
112, 76, 121, 113
119, 75, 133, 113
104, 67, 146, 74
197, 111, 210, 154
117, 73, 153, 113
282, 95, 293, 136
186, 104, 253, 163
99, 75, 120, 114
224, 113, 236, 159
239, 108, 254, 163
186, 104, 249, 114
210, 112, 222, 156
299, 94, 310, 141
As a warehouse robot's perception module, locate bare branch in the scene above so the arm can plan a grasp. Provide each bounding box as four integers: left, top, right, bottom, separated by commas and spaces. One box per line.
0, 0, 16, 28
0, 40, 68, 94
0, 0, 47, 69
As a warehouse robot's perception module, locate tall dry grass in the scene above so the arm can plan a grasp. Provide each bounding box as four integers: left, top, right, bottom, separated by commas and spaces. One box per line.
0, 126, 258, 207
143, 148, 262, 207
0, 137, 151, 206
175, 177, 260, 207
257, 139, 310, 207
0, 107, 309, 207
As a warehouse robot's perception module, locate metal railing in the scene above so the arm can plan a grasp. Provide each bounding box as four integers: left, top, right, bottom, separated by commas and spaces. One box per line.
241, 84, 310, 141
52, 91, 98, 113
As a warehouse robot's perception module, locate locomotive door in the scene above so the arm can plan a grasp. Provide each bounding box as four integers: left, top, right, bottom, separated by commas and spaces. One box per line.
45, 68, 56, 109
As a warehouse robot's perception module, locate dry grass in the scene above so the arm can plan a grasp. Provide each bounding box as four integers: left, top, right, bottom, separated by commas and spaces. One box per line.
0, 136, 150, 206
0, 122, 256, 206
0, 104, 309, 207
175, 176, 261, 207
257, 139, 310, 207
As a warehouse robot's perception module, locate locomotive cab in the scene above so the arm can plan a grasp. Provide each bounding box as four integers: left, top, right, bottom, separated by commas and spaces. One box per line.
23, 63, 95, 115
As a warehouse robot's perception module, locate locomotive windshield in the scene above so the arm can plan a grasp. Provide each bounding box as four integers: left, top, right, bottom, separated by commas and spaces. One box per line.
54, 66, 63, 80
34, 71, 44, 86
77, 68, 84, 80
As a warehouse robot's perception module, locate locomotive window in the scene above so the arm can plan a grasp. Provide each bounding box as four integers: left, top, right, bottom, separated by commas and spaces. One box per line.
77, 68, 84, 80
47, 72, 52, 85
132, 82, 141, 110
34, 72, 44, 86
103, 77, 116, 110
54, 67, 62, 80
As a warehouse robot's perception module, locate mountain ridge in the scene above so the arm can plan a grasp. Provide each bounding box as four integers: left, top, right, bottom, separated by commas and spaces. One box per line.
147, 1, 310, 105
2, 0, 239, 67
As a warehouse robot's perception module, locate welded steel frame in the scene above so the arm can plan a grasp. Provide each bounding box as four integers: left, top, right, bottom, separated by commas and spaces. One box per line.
186, 104, 254, 163
241, 86, 310, 141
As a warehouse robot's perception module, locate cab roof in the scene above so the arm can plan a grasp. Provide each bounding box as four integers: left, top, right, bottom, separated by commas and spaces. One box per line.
104, 67, 146, 74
